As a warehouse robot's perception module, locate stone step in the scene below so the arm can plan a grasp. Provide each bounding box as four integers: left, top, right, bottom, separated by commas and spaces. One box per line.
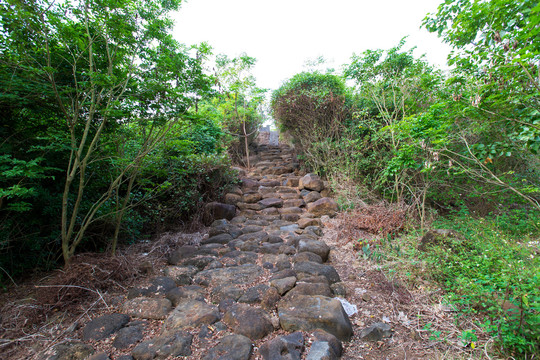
49, 143, 351, 360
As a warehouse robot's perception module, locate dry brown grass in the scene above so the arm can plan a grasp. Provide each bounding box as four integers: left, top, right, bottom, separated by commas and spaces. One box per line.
336, 203, 407, 244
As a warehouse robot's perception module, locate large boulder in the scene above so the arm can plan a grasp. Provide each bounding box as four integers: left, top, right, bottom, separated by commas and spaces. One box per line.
259, 332, 304, 360
259, 198, 284, 208
122, 298, 172, 320
40, 341, 95, 360
294, 261, 340, 283
164, 299, 219, 331
298, 239, 330, 262
359, 322, 393, 341
82, 314, 130, 341
203, 334, 253, 360
307, 198, 338, 217
299, 174, 325, 192
203, 202, 236, 225
223, 303, 274, 340
303, 191, 322, 204
132, 330, 193, 359
193, 264, 263, 287
278, 295, 353, 341
418, 229, 463, 251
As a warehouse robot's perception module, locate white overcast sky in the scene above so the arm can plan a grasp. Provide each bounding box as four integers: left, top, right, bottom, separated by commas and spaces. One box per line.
173, 0, 452, 91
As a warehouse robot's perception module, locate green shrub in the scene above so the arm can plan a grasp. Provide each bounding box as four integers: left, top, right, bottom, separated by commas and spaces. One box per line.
424, 214, 540, 356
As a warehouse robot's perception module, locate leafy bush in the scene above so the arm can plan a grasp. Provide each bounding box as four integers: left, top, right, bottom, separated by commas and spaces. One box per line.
271, 72, 359, 179
138, 151, 237, 230
425, 213, 540, 356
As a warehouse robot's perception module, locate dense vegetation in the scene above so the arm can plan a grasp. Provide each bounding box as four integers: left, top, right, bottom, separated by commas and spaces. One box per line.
0, 0, 263, 278
272, 0, 539, 357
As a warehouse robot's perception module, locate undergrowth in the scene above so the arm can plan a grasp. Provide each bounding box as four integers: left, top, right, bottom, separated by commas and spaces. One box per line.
355, 208, 540, 358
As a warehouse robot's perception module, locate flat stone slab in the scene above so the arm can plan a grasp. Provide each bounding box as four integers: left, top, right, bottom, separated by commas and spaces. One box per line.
132, 330, 192, 359
303, 191, 322, 204
283, 198, 306, 208
298, 218, 321, 229
259, 197, 284, 208
270, 276, 296, 295
82, 313, 130, 341
307, 198, 338, 217
238, 284, 270, 304
306, 341, 338, 360
294, 261, 341, 283
87, 352, 108, 360
203, 334, 253, 360
166, 285, 206, 306
122, 298, 172, 320
202, 233, 233, 245
312, 329, 343, 357
359, 322, 393, 341
40, 341, 95, 360
279, 207, 303, 215
193, 264, 263, 286
294, 252, 323, 264
259, 331, 304, 360
285, 282, 333, 298
163, 265, 199, 286
127, 276, 176, 299
278, 295, 353, 341
298, 239, 330, 262
164, 299, 219, 331
243, 193, 263, 203
223, 303, 274, 340
299, 174, 324, 192
113, 323, 144, 349
241, 225, 264, 234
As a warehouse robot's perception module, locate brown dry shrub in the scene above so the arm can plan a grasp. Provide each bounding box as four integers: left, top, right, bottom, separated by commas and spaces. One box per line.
336, 203, 407, 245
0, 253, 141, 357
36, 253, 140, 310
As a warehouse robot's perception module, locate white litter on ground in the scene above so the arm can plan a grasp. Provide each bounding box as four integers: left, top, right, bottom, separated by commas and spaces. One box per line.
335, 297, 358, 316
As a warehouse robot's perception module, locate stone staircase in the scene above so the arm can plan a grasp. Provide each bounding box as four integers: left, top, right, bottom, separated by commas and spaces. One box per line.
43, 144, 353, 360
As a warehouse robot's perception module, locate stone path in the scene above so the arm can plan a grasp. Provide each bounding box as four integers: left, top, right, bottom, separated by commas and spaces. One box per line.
42, 144, 354, 360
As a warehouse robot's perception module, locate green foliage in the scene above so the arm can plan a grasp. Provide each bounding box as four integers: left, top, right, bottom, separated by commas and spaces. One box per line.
0, 0, 241, 280
271, 71, 354, 176
176, 116, 225, 155
0, 155, 55, 212
211, 53, 265, 165
367, 210, 539, 357
421, 0, 540, 210
426, 213, 540, 356
141, 152, 236, 226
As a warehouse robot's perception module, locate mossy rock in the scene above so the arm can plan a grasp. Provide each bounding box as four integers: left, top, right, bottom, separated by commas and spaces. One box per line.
418, 229, 464, 252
